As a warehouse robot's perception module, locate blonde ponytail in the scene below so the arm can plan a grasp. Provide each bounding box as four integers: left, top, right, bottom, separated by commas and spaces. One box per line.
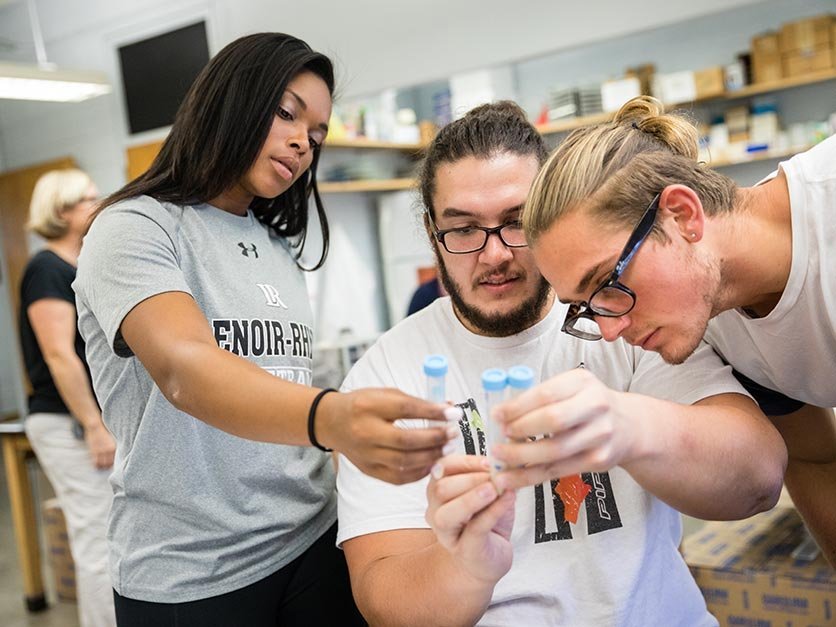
614, 96, 699, 160
524, 96, 735, 246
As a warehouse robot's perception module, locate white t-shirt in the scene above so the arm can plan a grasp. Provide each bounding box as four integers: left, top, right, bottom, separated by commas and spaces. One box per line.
338, 298, 747, 626
705, 135, 836, 407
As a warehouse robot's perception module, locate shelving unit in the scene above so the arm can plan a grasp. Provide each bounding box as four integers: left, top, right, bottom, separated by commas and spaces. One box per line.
319, 135, 425, 193
709, 144, 815, 169
318, 178, 416, 193
534, 70, 836, 137
536, 112, 612, 136
324, 137, 425, 151
319, 141, 815, 193
126, 73, 834, 195
709, 68, 836, 102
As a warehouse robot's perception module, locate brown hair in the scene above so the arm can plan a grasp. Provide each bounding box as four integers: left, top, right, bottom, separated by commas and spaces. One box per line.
523, 96, 737, 245
418, 100, 548, 218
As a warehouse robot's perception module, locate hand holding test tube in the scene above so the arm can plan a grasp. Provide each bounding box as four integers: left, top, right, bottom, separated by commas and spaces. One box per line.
489, 363, 643, 494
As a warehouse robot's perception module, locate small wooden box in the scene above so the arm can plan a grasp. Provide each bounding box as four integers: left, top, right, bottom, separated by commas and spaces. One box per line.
751, 32, 783, 83
782, 46, 834, 77
778, 15, 833, 54
694, 67, 725, 98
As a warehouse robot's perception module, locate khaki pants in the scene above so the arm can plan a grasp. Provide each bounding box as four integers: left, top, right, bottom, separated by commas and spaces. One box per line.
26, 413, 116, 627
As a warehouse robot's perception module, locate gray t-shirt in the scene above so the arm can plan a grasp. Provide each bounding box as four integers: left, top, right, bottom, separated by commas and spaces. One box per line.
73, 196, 336, 602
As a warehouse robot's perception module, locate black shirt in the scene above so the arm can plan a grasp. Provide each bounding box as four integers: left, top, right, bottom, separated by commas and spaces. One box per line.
731, 368, 804, 416
19, 249, 89, 415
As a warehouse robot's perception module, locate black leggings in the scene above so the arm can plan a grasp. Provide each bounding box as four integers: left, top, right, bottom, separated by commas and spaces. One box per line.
113, 523, 366, 626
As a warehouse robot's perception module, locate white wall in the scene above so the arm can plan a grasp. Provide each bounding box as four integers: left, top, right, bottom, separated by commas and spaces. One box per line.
2, 0, 769, 95
0, 0, 772, 187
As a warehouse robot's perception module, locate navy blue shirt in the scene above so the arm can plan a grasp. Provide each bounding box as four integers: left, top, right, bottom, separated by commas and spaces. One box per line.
407, 278, 441, 316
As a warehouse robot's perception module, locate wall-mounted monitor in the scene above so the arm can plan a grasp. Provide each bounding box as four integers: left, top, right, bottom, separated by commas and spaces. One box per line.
118, 21, 210, 134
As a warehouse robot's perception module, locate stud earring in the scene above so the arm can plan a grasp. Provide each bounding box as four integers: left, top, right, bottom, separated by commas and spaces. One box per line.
690, 232, 697, 238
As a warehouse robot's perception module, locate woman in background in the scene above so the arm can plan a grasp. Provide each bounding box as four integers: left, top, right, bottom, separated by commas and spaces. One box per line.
20, 168, 116, 627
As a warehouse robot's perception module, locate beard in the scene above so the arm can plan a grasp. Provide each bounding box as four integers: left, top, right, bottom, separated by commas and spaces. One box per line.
435, 251, 552, 337
658, 315, 710, 365
657, 253, 721, 365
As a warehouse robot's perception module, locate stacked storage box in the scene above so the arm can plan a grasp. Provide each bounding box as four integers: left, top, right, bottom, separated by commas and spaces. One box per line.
779, 15, 834, 77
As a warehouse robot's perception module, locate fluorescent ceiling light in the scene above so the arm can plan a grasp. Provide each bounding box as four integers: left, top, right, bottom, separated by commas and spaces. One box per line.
0, 0, 112, 102
0, 62, 111, 102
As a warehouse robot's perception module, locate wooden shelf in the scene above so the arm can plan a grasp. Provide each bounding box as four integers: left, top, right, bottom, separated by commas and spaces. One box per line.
535, 70, 836, 137
710, 69, 836, 102
324, 137, 425, 151
710, 144, 813, 169
315, 143, 818, 193
318, 178, 416, 193
536, 112, 612, 135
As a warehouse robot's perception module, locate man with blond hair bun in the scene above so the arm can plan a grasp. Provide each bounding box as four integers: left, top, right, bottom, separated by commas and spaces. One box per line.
523, 94, 836, 566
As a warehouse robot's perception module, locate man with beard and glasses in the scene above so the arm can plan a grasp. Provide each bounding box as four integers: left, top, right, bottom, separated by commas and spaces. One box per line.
335, 102, 787, 626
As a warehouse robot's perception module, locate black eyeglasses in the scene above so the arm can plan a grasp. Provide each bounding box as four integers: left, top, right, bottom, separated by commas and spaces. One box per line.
426, 210, 528, 254
562, 193, 660, 341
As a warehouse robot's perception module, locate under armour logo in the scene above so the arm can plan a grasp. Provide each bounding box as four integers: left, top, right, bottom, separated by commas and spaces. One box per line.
257, 283, 288, 309
238, 242, 258, 258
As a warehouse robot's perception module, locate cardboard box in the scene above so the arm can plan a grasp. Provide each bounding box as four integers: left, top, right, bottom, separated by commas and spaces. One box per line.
625, 63, 655, 97
751, 33, 783, 83
725, 105, 750, 136
694, 67, 726, 99
652, 71, 696, 104
779, 15, 834, 54
601, 77, 641, 112
42, 499, 77, 602
683, 506, 836, 627
783, 46, 835, 77
833, 22, 836, 66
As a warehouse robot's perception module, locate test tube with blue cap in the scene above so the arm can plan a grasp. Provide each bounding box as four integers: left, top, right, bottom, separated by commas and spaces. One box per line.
508, 365, 534, 399
481, 368, 508, 476
423, 355, 448, 403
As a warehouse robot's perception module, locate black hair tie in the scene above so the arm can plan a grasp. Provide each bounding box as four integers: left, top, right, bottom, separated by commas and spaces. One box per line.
631, 121, 640, 130
307, 388, 337, 452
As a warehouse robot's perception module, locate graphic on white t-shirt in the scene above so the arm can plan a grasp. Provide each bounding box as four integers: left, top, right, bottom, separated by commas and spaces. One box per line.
452, 397, 623, 543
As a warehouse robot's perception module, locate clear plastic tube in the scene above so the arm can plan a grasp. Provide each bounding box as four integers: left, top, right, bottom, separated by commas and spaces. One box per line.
423, 354, 448, 403
481, 368, 508, 477
507, 365, 534, 399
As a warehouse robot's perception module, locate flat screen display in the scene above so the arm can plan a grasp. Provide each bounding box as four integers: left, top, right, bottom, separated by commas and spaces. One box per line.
118, 21, 209, 134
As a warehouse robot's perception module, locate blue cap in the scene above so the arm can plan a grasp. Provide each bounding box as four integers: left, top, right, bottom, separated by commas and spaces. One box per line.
751, 102, 777, 114
508, 365, 534, 390
481, 368, 507, 391
423, 354, 448, 377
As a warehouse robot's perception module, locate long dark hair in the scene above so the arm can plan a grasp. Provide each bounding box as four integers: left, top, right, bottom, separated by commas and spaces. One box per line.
95, 32, 335, 270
